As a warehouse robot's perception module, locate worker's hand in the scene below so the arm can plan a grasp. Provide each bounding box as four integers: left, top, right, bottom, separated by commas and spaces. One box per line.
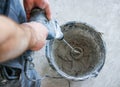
24, 0, 51, 20
22, 22, 48, 51
30, 8, 64, 40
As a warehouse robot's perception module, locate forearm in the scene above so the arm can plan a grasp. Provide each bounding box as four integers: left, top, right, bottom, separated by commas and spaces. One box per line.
0, 16, 31, 62
0, 16, 48, 62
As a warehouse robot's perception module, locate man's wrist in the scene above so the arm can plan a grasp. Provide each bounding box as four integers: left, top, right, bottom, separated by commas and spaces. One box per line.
20, 23, 35, 50
21, 22, 48, 51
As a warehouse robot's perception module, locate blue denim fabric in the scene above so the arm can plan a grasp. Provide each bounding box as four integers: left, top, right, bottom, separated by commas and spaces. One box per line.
0, 0, 27, 70
0, 0, 41, 87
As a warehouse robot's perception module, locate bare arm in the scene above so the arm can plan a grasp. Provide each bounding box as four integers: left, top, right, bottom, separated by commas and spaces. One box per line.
0, 16, 48, 62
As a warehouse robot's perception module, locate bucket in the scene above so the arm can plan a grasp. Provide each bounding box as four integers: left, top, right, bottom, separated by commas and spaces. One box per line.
46, 22, 106, 81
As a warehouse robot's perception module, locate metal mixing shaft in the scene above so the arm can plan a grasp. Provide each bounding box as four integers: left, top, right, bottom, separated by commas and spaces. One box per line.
62, 39, 80, 54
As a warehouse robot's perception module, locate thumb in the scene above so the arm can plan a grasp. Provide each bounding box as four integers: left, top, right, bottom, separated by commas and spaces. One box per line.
37, 0, 52, 20
45, 4, 52, 20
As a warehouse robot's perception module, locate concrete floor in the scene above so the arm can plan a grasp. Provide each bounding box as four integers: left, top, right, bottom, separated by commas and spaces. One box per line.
23, 0, 120, 87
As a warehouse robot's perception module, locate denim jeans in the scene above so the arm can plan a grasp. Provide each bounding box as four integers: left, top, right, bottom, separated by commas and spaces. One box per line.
0, 0, 41, 87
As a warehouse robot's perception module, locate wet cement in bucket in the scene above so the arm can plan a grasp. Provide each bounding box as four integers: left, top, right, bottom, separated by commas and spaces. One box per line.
51, 22, 105, 78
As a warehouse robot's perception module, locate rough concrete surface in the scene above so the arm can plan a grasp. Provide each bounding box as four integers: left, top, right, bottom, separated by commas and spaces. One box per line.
21, 0, 120, 87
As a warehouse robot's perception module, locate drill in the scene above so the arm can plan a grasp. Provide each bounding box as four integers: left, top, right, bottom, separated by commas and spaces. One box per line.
29, 8, 64, 40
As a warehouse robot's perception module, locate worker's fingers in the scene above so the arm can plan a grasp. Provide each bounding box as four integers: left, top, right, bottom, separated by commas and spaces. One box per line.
23, 0, 34, 20
24, 0, 52, 20
44, 2, 52, 20
25, 10, 31, 20
37, 0, 52, 20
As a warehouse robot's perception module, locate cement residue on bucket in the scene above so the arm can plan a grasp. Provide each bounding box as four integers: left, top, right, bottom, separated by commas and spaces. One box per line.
51, 22, 105, 78
54, 22, 104, 76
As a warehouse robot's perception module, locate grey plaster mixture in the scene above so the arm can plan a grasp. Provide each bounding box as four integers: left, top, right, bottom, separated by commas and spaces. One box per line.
53, 23, 105, 77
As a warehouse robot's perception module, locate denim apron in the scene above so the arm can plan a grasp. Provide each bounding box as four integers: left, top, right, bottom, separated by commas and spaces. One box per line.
0, 0, 41, 87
